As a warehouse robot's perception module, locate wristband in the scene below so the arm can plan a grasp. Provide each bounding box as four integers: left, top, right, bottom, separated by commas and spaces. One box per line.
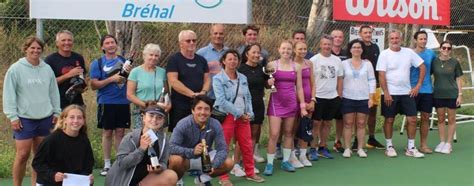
311, 97, 317, 103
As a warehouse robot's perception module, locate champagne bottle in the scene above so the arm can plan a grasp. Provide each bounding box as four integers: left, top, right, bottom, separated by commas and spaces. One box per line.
148, 144, 160, 168
119, 58, 133, 78
158, 87, 165, 103
201, 139, 212, 173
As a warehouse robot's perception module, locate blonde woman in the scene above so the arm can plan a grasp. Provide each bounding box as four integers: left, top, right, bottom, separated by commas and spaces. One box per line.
33, 105, 94, 186
127, 43, 171, 128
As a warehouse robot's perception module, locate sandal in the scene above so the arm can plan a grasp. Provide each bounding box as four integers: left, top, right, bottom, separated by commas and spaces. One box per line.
246, 174, 265, 183
219, 179, 233, 186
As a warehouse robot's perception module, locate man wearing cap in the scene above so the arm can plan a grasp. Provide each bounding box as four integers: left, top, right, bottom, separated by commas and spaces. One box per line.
168, 95, 233, 186
106, 103, 178, 186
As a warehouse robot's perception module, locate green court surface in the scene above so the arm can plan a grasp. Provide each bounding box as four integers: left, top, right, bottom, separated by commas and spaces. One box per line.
2, 123, 473, 186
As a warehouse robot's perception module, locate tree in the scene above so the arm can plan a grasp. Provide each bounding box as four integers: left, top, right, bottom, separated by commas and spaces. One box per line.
306, 0, 332, 44
105, 21, 142, 57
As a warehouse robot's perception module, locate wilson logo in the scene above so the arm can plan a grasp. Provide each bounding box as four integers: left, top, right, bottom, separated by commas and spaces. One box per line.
333, 0, 450, 26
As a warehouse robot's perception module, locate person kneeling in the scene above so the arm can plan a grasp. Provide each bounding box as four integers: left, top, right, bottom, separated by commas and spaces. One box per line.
169, 95, 233, 186
106, 104, 178, 186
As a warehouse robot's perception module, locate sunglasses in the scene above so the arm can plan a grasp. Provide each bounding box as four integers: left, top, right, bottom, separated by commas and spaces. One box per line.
441, 46, 452, 50
184, 39, 197, 43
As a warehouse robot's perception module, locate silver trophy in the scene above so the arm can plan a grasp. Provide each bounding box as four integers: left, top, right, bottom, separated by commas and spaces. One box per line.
263, 65, 277, 93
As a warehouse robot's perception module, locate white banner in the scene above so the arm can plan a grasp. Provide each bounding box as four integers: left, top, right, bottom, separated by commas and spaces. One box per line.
30, 0, 251, 24
349, 26, 385, 52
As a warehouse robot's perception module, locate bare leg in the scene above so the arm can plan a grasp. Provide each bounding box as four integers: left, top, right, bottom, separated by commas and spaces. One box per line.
13, 139, 33, 186
31, 136, 45, 186
383, 117, 395, 140
436, 108, 447, 143
419, 112, 431, 149
168, 155, 190, 179
114, 128, 126, 151
406, 116, 417, 140
367, 106, 378, 136
355, 113, 368, 150
335, 119, 343, 143
310, 120, 321, 148
282, 117, 296, 150
446, 109, 457, 144
102, 129, 113, 166
267, 116, 282, 154
343, 113, 355, 149
319, 120, 331, 147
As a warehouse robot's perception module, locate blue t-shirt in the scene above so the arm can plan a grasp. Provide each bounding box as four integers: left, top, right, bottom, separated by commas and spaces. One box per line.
196, 43, 229, 99
410, 49, 436, 93
90, 55, 129, 104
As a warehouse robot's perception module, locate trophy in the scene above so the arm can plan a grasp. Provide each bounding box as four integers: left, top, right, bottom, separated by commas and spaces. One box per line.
263, 65, 277, 93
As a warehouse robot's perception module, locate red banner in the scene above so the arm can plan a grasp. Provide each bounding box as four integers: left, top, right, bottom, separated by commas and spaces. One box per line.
333, 0, 450, 26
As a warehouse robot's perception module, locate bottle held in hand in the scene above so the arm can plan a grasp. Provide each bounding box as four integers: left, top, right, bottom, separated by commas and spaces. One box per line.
201, 139, 212, 173
148, 144, 160, 168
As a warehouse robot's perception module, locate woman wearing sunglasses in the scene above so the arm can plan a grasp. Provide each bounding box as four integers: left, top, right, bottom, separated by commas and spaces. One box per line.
431, 41, 463, 154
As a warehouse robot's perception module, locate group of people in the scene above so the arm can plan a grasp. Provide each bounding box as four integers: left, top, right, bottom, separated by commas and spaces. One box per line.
2, 23, 464, 186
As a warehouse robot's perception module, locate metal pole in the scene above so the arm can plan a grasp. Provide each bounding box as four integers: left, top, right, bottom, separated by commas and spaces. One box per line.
36, 19, 43, 40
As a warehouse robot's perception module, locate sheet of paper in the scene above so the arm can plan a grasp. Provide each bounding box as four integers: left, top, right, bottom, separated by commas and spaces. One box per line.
63, 173, 90, 186
147, 129, 158, 144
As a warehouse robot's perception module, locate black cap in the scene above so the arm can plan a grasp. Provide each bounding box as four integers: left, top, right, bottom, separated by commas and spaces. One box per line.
144, 107, 165, 116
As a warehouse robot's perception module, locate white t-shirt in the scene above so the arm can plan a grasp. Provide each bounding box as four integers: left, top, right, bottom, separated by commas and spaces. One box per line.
376, 47, 423, 95
310, 53, 343, 99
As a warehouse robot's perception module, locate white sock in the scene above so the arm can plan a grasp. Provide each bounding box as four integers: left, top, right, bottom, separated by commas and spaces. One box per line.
282, 148, 291, 162
290, 150, 296, 159
408, 139, 415, 149
386, 139, 393, 148
104, 159, 111, 168
254, 144, 259, 155
267, 153, 275, 165
299, 149, 307, 158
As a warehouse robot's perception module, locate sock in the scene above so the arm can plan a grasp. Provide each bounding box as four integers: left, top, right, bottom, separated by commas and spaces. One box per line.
104, 159, 111, 168
386, 139, 393, 147
267, 153, 275, 165
299, 149, 307, 158
408, 139, 415, 149
282, 148, 291, 162
199, 174, 212, 183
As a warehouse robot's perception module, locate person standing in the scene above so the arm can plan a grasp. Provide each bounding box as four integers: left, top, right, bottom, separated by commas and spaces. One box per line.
263, 41, 307, 175
309, 35, 343, 160
214, 50, 265, 184
238, 44, 270, 166
90, 34, 132, 176
197, 24, 229, 102
167, 30, 210, 132
340, 39, 376, 158
411, 31, 437, 154
292, 29, 314, 59
33, 105, 94, 186
3, 36, 61, 186
237, 25, 270, 67
45, 30, 87, 109
127, 43, 170, 128
376, 30, 426, 158
330, 29, 348, 153
359, 25, 386, 150
432, 41, 463, 154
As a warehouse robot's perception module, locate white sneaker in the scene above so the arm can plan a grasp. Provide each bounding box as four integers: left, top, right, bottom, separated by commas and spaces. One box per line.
405, 147, 425, 158
385, 146, 398, 158
440, 143, 452, 154
298, 155, 312, 167
254, 166, 260, 174
357, 149, 367, 158
434, 142, 446, 153
230, 164, 246, 177
289, 155, 304, 168
342, 149, 352, 158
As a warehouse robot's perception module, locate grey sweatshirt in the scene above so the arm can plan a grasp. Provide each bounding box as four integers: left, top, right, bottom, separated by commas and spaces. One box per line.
169, 115, 228, 168
105, 128, 169, 186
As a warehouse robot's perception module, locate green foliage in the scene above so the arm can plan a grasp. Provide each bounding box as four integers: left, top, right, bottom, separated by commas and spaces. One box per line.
0, 0, 34, 34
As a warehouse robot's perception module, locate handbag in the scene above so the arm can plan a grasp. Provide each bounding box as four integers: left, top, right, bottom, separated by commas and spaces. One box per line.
211, 78, 240, 123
